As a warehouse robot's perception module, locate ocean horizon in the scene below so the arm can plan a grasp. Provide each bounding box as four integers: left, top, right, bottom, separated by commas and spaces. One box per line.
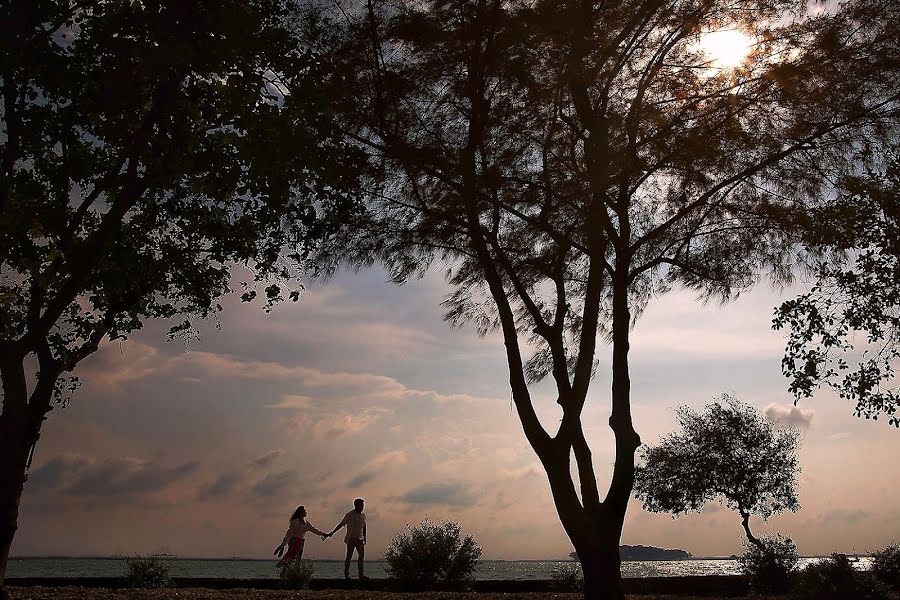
7, 555, 874, 580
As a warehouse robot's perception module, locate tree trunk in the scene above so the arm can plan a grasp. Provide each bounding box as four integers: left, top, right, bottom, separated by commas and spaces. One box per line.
0, 357, 48, 600
740, 510, 764, 550
0, 407, 31, 600
578, 538, 624, 600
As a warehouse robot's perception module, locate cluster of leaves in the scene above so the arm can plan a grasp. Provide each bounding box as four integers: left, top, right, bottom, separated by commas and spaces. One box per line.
123, 555, 172, 589
634, 395, 801, 540
738, 533, 799, 594
1, 0, 358, 407
278, 558, 316, 589
383, 519, 482, 589
549, 562, 584, 592
775, 156, 900, 427
794, 553, 891, 600
870, 542, 900, 589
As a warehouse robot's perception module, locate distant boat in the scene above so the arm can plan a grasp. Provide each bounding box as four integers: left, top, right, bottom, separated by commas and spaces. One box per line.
570, 545, 693, 562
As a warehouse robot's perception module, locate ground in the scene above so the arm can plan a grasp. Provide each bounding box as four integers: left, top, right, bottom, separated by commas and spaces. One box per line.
7, 589, 772, 600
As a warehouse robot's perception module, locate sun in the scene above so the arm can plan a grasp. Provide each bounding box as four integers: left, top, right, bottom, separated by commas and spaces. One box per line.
698, 29, 755, 70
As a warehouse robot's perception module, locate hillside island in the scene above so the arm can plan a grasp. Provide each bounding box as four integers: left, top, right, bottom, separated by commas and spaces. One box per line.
570, 545, 693, 561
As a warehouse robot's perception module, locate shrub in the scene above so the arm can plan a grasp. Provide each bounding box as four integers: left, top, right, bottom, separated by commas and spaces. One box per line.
384, 519, 482, 589
870, 542, 900, 589
793, 553, 890, 600
278, 558, 316, 589
123, 555, 172, 588
738, 533, 799, 594
550, 562, 583, 592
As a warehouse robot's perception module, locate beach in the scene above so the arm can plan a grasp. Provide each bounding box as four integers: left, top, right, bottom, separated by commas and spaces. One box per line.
5, 589, 759, 600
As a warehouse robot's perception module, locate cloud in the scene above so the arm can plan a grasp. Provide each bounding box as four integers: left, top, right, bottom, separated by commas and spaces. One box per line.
28, 455, 90, 489
198, 473, 242, 500
392, 481, 479, 508
348, 451, 408, 488
249, 470, 297, 498
348, 472, 376, 489
249, 450, 283, 469
764, 403, 814, 429
819, 508, 871, 526
304, 409, 389, 440
63, 458, 199, 497
268, 394, 314, 410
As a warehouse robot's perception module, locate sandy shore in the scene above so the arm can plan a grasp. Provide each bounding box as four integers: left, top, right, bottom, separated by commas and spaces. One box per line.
7, 588, 776, 600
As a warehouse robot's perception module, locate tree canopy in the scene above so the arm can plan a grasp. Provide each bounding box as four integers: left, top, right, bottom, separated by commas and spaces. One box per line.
304, 0, 899, 597
633, 395, 801, 549
0, 0, 356, 594
774, 154, 900, 427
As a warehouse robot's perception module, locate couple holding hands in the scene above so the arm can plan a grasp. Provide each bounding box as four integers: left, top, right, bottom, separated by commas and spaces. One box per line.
275, 498, 368, 579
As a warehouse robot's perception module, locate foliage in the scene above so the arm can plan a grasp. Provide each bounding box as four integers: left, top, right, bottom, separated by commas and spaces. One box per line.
634, 395, 801, 546
278, 559, 316, 589
793, 553, 891, 600
550, 562, 584, 592
0, 0, 357, 588
383, 519, 482, 588
870, 542, 900, 589
774, 155, 900, 427
303, 0, 899, 594
1, 0, 355, 389
738, 533, 798, 594
123, 555, 172, 589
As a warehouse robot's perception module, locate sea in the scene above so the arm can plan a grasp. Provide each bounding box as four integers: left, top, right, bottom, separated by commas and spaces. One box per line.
7, 556, 873, 580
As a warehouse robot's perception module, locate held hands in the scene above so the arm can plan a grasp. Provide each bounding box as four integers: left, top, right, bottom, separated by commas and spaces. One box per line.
274, 544, 285, 558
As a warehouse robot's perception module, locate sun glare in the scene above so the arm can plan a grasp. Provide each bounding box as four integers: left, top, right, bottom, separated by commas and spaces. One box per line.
698, 29, 755, 70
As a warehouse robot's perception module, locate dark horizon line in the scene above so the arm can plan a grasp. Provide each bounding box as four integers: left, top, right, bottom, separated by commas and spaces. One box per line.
10, 554, 861, 561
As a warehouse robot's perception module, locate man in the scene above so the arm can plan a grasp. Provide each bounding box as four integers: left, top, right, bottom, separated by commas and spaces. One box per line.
325, 498, 368, 579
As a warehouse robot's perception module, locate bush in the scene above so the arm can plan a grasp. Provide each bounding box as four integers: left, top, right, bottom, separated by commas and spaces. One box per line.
278, 558, 316, 589
384, 519, 482, 589
123, 555, 172, 588
793, 553, 890, 600
738, 533, 799, 594
550, 562, 583, 592
870, 542, 900, 589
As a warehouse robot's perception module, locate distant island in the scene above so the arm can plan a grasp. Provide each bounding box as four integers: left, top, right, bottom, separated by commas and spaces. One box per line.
570, 545, 693, 561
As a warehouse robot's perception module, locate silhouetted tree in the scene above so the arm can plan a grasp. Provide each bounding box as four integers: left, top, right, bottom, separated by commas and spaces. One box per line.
633, 395, 801, 549
305, 0, 899, 597
0, 1, 355, 595
774, 153, 900, 427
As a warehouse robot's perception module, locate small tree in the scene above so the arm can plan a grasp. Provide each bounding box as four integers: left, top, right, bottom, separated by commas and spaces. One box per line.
278, 559, 316, 590
794, 553, 891, 600
384, 519, 482, 589
738, 533, 799, 594
124, 555, 172, 589
634, 395, 801, 550
871, 543, 900, 589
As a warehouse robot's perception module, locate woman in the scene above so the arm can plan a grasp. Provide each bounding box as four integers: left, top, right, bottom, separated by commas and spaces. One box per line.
274, 505, 327, 567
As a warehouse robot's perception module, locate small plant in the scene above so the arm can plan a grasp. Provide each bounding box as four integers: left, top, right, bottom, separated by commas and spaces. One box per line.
870, 542, 900, 589
793, 553, 890, 600
278, 558, 316, 589
123, 554, 172, 588
384, 519, 482, 589
738, 533, 798, 594
550, 562, 583, 592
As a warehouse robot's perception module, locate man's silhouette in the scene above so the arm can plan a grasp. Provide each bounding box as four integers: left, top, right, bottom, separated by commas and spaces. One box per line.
325, 498, 368, 579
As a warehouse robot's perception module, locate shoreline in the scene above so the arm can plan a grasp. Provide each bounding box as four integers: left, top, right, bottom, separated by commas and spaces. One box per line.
6, 575, 749, 596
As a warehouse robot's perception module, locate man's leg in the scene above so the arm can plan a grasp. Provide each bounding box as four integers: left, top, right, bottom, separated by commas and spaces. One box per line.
356, 539, 366, 578
344, 542, 353, 579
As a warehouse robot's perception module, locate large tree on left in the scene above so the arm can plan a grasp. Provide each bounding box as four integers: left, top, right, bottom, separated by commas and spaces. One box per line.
0, 1, 353, 595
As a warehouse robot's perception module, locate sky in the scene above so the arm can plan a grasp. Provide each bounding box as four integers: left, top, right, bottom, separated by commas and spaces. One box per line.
12, 264, 900, 561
